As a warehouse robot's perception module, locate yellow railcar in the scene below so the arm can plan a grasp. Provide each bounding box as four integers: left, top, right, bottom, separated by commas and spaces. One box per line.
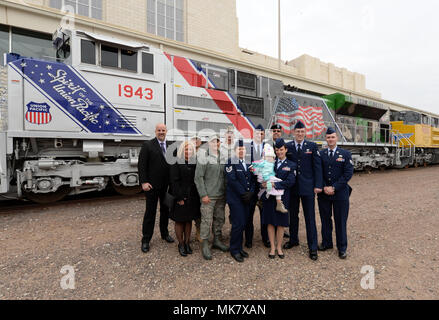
391, 121, 439, 149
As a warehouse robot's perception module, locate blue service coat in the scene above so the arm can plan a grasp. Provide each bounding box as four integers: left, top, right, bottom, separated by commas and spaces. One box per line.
318, 147, 354, 201
261, 159, 297, 227
225, 158, 257, 204
286, 140, 323, 196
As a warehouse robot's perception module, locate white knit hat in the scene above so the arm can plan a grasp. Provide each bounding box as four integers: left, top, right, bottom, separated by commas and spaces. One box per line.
263, 144, 275, 158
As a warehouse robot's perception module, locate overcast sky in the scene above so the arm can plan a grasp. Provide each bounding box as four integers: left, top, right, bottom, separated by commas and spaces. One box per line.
236, 0, 439, 115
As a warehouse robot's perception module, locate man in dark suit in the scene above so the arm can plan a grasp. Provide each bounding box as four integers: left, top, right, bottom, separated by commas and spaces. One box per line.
245, 124, 269, 248
317, 127, 354, 259
138, 123, 175, 253
284, 121, 323, 261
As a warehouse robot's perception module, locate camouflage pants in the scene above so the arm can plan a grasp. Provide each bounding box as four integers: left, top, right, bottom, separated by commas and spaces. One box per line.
200, 198, 226, 241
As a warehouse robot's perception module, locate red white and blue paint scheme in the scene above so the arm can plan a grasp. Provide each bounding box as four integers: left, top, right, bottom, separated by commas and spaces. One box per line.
0, 28, 337, 201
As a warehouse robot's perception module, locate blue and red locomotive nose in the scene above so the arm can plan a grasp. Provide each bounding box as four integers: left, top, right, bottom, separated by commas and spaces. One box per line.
25, 101, 53, 125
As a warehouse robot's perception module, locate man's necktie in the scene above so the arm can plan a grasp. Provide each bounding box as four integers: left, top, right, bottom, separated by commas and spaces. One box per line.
297, 144, 302, 157
160, 142, 166, 156
329, 150, 334, 160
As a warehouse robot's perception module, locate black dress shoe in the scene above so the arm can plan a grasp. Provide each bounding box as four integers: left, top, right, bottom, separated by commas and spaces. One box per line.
240, 250, 249, 258
283, 232, 290, 238
263, 241, 271, 248
268, 253, 276, 259
309, 251, 318, 261
178, 244, 187, 257
277, 251, 285, 259
339, 251, 347, 259
141, 241, 150, 253
142, 241, 149, 253
231, 253, 244, 263
184, 243, 193, 254
245, 242, 253, 249
283, 242, 299, 250
318, 244, 334, 251
162, 235, 175, 243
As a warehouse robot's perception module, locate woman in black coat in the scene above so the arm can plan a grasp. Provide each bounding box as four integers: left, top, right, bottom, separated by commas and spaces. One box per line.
170, 141, 201, 256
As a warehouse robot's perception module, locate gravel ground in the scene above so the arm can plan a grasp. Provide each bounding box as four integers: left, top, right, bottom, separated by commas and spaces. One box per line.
1, 166, 438, 300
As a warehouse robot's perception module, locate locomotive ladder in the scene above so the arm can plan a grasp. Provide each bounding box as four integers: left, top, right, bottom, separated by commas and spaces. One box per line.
392, 129, 416, 166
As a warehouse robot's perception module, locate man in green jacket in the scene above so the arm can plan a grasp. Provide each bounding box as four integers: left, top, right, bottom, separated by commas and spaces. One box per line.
194, 134, 229, 260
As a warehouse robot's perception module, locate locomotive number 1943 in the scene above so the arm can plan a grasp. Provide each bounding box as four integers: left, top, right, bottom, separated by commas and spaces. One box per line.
118, 84, 154, 100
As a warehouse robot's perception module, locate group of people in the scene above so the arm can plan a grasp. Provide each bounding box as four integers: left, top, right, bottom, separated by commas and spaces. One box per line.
138, 121, 354, 263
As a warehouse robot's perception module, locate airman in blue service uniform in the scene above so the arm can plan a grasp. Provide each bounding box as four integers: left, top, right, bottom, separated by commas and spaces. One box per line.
317, 127, 354, 259
225, 140, 257, 263
261, 138, 296, 259
284, 121, 323, 261
245, 124, 268, 248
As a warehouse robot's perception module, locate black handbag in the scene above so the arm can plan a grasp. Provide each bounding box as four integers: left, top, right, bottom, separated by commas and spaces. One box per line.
163, 192, 176, 210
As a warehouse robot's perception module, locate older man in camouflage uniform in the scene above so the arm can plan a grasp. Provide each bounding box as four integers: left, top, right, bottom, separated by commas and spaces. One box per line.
194, 134, 229, 260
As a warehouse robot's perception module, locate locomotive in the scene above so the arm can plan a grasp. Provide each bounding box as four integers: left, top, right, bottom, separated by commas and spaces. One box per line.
0, 28, 438, 203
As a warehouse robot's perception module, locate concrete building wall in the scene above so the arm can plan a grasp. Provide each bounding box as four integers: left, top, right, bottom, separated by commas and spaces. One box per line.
186, 0, 239, 57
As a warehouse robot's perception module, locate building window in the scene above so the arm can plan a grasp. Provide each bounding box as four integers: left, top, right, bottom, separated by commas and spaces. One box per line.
11, 27, 55, 61
147, 0, 184, 42
49, 0, 103, 20
0, 25, 9, 66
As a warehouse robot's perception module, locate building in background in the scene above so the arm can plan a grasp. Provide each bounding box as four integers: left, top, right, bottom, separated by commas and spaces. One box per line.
0, 0, 431, 114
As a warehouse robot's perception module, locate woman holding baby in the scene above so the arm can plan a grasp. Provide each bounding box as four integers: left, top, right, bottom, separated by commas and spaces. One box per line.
255, 139, 297, 259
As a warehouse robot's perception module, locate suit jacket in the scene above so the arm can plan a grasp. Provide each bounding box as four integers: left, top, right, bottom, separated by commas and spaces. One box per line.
170, 159, 199, 201
318, 147, 354, 201
286, 140, 323, 196
249, 141, 266, 163
138, 138, 171, 190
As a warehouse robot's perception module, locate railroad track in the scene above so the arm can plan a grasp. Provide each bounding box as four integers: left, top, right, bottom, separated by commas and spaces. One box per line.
0, 191, 144, 213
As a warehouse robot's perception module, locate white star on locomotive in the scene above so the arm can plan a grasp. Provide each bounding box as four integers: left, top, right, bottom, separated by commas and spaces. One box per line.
39, 79, 45, 84
20, 62, 27, 67
46, 65, 52, 70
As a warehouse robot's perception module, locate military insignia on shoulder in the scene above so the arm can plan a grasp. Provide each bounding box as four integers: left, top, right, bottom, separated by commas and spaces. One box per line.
226, 166, 233, 173
294, 170, 297, 176
350, 160, 354, 165
317, 150, 321, 156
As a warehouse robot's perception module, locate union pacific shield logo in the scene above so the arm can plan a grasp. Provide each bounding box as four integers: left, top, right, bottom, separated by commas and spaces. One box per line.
26, 102, 52, 125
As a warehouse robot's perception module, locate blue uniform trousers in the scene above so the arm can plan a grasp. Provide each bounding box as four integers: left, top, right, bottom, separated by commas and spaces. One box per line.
229, 202, 250, 255
318, 198, 349, 252
289, 194, 318, 251
245, 200, 268, 244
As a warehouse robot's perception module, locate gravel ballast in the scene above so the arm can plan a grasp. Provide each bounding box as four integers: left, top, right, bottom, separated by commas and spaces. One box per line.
0, 166, 438, 300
